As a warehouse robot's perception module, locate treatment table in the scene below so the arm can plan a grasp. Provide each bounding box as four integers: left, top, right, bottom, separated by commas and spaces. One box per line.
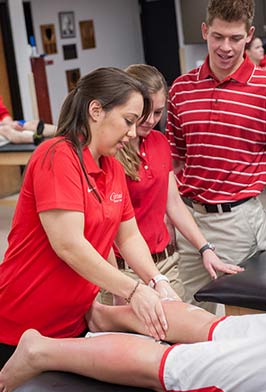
0, 142, 36, 166
0, 143, 36, 201
194, 250, 266, 315
16, 371, 152, 391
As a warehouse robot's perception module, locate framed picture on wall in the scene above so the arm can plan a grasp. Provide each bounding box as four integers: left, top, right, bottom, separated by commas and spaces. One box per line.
66, 68, 81, 92
79, 20, 96, 49
40, 24, 57, 54
62, 44, 77, 60
59, 11, 76, 39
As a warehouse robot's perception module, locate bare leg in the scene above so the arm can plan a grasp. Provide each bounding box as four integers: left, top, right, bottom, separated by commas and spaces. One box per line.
0, 125, 33, 144
0, 329, 165, 392
0, 121, 56, 145
87, 300, 219, 343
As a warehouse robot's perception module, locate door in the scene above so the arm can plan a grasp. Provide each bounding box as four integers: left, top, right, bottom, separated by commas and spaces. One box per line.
0, 21, 13, 116
0, 1, 23, 119
139, 0, 181, 86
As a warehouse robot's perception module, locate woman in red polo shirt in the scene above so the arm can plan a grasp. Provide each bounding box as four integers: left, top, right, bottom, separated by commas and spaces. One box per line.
0, 67, 178, 369
112, 64, 242, 302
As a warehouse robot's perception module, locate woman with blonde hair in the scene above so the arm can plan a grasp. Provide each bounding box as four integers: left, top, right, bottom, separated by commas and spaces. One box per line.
111, 64, 241, 303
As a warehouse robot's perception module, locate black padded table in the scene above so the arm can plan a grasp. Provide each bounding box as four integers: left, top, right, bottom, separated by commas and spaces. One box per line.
15, 371, 152, 391
194, 251, 266, 314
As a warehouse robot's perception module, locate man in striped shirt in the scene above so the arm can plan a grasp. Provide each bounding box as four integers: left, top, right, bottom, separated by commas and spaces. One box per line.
166, 0, 266, 313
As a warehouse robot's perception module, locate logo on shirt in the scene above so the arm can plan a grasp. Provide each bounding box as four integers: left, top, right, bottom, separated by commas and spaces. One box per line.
110, 192, 122, 203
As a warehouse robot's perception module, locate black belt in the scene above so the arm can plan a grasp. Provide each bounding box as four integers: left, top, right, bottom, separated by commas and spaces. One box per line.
182, 196, 252, 214
116, 243, 177, 270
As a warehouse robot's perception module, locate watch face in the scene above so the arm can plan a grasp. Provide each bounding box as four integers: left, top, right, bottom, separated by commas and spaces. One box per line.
199, 242, 215, 255
209, 243, 215, 251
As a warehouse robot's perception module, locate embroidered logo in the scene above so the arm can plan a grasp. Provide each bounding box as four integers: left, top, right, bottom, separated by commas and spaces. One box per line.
110, 192, 122, 203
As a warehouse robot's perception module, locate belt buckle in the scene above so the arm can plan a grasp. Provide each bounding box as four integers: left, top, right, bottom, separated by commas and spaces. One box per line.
217, 204, 226, 214
191, 201, 207, 214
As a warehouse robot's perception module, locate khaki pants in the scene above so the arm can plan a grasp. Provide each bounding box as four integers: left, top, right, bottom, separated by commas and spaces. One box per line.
99, 251, 184, 305
177, 197, 266, 313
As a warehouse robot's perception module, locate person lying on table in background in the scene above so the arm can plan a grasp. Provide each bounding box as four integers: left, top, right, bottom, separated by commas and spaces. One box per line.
0, 95, 56, 145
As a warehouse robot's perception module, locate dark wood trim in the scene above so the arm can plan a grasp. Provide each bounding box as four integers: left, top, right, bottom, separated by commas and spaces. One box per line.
31, 58, 53, 123
0, 1, 23, 119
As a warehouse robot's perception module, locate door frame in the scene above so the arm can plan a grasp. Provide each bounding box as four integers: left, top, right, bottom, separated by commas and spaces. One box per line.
0, 0, 23, 119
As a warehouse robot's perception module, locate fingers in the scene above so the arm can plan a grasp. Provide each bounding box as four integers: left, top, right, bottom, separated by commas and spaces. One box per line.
130, 285, 168, 340
221, 264, 244, 274
142, 302, 167, 341
207, 265, 217, 280
216, 263, 244, 274
206, 261, 244, 278
13, 121, 23, 131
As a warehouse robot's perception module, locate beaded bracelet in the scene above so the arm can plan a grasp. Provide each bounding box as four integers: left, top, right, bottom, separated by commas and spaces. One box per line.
125, 281, 140, 304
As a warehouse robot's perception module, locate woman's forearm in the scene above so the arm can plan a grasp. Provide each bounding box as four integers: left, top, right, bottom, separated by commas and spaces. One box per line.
166, 172, 207, 251
115, 221, 159, 284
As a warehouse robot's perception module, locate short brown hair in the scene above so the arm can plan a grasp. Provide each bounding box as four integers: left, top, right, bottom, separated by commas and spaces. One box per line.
206, 0, 255, 31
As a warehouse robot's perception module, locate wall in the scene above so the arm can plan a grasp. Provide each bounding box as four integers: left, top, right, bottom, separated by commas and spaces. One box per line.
31, 0, 144, 122
8, 0, 144, 123
175, 0, 207, 72
8, 0, 207, 123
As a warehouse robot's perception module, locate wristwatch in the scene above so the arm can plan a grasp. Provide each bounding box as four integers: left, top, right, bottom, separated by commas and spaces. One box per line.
148, 274, 169, 289
199, 242, 215, 256
33, 120, 45, 146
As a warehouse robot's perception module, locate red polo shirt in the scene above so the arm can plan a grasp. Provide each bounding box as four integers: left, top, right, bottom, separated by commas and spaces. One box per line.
0, 96, 10, 121
124, 130, 173, 254
166, 54, 266, 203
0, 137, 134, 345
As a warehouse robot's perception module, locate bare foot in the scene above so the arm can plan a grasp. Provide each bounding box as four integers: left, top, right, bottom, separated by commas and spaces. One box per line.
0, 329, 42, 391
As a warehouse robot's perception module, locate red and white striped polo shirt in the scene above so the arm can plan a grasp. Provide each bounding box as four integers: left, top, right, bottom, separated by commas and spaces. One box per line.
166, 55, 266, 204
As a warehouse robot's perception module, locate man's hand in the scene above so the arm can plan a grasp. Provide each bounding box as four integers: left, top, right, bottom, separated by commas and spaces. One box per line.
202, 250, 244, 280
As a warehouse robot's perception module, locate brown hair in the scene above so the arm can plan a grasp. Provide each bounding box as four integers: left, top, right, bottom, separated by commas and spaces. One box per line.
206, 0, 255, 31
245, 35, 261, 50
56, 67, 150, 152
116, 64, 168, 181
